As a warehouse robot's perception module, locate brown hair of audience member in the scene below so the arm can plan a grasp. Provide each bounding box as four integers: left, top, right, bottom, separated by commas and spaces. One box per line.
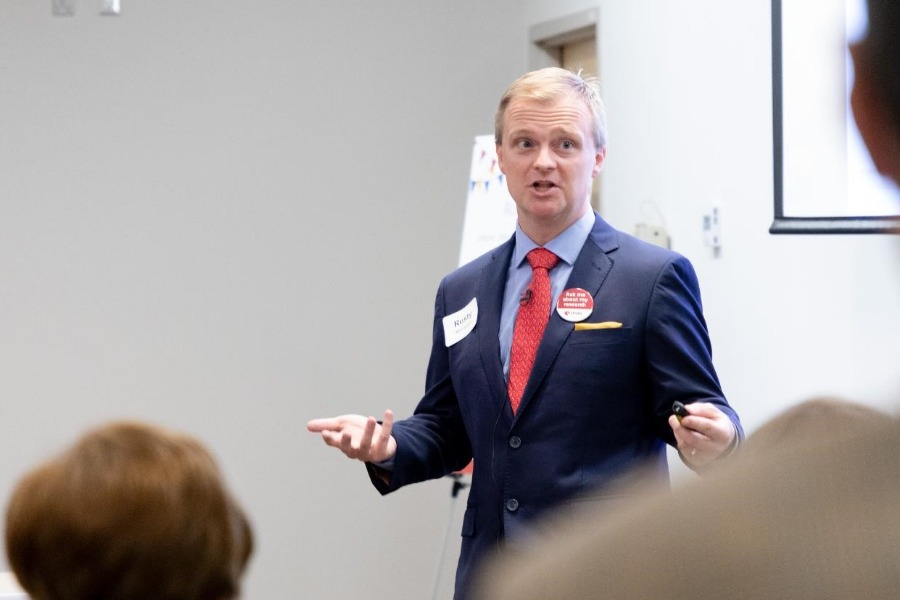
5, 421, 253, 600
850, 0, 900, 183
740, 396, 891, 458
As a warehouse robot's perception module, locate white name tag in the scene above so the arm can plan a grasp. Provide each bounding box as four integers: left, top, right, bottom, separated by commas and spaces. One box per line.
442, 297, 478, 347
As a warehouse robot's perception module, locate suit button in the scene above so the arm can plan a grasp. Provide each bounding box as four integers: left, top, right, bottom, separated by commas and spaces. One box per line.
505, 499, 519, 512
509, 436, 522, 449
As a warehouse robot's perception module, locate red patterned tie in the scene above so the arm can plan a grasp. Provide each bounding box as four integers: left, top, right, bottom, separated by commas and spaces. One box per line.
508, 248, 559, 413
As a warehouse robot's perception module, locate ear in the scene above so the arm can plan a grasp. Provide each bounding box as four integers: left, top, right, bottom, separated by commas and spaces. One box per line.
850, 44, 900, 184
496, 143, 506, 174
592, 147, 606, 178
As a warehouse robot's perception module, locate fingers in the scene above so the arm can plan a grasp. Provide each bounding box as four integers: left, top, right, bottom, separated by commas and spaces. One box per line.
671, 419, 710, 466
670, 414, 702, 448
307, 415, 360, 453
380, 409, 394, 437
349, 416, 379, 460
373, 410, 397, 463
306, 418, 336, 433
376, 409, 394, 452
307, 411, 396, 463
674, 403, 728, 439
670, 403, 736, 465
357, 410, 396, 463
306, 415, 359, 433
678, 402, 721, 418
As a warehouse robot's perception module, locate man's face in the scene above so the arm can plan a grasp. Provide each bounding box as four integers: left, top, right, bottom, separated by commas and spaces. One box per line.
497, 90, 605, 242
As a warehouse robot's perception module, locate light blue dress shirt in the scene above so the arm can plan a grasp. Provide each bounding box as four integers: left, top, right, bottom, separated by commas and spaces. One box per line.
499, 209, 595, 380
376, 209, 595, 471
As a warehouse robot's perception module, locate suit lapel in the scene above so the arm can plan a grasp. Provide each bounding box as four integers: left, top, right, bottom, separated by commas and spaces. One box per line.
476, 236, 515, 420
515, 215, 618, 418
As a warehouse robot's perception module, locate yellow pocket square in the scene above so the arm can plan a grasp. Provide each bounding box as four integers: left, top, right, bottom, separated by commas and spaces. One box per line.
574, 321, 623, 331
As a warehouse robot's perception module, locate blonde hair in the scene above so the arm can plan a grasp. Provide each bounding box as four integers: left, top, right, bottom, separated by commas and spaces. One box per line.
494, 67, 607, 149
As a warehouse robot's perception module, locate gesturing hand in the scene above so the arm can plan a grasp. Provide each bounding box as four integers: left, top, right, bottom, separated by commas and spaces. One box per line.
668, 402, 737, 469
307, 409, 397, 464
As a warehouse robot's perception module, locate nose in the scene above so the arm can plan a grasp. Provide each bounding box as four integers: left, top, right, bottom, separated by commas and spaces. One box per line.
533, 145, 556, 171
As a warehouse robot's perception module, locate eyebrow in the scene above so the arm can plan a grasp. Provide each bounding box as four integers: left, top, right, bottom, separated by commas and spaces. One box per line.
507, 127, 583, 141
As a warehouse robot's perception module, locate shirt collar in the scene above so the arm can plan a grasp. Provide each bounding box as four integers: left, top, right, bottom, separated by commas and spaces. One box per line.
512, 209, 595, 268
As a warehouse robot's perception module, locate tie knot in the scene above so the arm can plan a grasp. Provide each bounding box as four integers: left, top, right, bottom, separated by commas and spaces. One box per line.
526, 248, 559, 271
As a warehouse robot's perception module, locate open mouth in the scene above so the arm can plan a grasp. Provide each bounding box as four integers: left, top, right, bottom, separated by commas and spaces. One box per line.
532, 181, 556, 191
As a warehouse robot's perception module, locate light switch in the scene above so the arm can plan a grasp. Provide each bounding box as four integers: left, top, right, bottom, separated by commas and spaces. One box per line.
703, 206, 722, 252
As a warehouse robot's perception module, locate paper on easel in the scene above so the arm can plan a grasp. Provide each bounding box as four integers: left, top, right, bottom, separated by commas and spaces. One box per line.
458, 135, 517, 267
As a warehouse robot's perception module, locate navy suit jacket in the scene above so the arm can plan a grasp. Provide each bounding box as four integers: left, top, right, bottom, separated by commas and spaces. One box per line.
369, 213, 742, 599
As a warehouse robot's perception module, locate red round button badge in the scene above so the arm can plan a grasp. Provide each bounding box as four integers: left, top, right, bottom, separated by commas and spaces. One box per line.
556, 288, 594, 322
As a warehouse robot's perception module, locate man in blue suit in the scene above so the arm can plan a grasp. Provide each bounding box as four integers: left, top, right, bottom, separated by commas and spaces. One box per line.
475, 8, 900, 597
308, 67, 742, 600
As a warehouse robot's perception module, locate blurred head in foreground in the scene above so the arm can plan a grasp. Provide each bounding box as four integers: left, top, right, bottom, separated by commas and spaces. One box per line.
5, 421, 253, 600
473, 402, 900, 599
850, 0, 900, 184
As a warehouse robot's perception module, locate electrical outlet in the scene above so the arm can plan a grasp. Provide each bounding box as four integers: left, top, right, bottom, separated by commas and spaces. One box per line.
634, 223, 671, 249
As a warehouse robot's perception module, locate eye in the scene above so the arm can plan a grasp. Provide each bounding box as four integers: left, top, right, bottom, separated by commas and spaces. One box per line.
560, 140, 575, 150
515, 139, 534, 150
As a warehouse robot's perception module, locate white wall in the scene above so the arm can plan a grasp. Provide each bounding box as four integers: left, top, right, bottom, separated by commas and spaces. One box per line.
2, 1, 899, 599
525, 0, 900, 448
0, 2, 526, 599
